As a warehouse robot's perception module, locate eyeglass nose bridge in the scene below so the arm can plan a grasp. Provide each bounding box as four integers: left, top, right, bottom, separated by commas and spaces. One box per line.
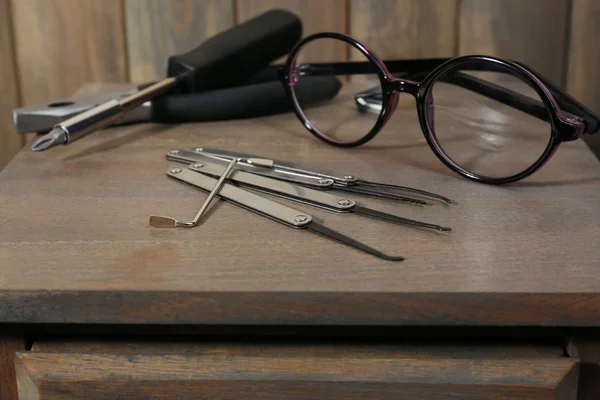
388, 78, 420, 96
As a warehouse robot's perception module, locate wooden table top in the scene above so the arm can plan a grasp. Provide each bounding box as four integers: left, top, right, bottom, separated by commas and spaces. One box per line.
0, 82, 599, 326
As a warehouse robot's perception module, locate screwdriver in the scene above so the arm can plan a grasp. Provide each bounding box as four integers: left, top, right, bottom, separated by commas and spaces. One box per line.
31, 78, 177, 151
31, 9, 302, 151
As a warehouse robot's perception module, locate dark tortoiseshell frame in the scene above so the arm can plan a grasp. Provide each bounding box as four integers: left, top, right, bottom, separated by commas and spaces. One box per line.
279, 32, 600, 184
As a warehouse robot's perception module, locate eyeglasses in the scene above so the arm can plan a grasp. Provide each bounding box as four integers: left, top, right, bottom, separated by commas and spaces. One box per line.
278, 32, 600, 184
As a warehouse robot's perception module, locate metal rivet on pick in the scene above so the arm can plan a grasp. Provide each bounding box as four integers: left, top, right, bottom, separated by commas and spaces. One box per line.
170, 168, 182, 174
294, 214, 308, 223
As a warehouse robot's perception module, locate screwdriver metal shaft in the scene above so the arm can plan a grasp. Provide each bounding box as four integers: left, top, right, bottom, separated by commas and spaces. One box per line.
31, 77, 178, 151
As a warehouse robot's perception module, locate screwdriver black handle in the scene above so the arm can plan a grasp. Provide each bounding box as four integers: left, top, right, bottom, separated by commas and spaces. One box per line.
151, 76, 342, 123
31, 9, 303, 151
168, 9, 302, 93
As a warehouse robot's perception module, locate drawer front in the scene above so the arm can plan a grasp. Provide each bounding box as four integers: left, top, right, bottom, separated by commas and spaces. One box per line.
16, 341, 579, 400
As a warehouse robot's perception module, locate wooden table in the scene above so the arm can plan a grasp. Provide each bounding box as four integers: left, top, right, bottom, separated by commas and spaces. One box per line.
1, 82, 599, 399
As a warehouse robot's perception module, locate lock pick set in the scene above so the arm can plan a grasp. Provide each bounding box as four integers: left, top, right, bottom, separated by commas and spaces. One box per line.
152, 149, 453, 261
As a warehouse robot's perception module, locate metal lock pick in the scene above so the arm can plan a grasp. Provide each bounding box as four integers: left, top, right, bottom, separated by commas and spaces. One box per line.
189, 147, 452, 205
149, 158, 238, 228
166, 166, 404, 261
180, 152, 451, 232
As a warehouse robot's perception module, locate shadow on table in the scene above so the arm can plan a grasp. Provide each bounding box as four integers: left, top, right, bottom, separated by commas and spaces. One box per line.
62, 124, 174, 161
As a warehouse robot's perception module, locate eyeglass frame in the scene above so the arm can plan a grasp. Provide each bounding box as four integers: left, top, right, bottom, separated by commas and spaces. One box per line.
278, 32, 600, 184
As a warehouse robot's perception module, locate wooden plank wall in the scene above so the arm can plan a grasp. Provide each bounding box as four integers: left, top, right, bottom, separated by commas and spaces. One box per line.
0, 0, 21, 170
1, 0, 599, 169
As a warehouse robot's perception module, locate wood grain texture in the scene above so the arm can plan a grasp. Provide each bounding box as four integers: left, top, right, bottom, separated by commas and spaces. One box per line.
10, 0, 127, 105
125, 0, 235, 82
459, 0, 570, 83
566, 0, 600, 158
31, 339, 566, 358
349, 0, 458, 59
0, 0, 22, 171
16, 342, 579, 400
0, 336, 26, 400
567, 336, 600, 400
237, 0, 347, 62
0, 82, 599, 326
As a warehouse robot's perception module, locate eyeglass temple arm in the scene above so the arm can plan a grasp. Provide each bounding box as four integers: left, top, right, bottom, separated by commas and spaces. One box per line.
512, 60, 600, 133
401, 63, 599, 134
298, 59, 599, 134
354, 74, 549, 122
402, 66, 600, 134
404, 70, 552, 122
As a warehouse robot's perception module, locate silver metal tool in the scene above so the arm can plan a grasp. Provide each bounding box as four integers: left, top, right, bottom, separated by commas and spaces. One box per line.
355, 85, 384, 114
190, 148, 452, 204
173, 152, 451, 232
31, 78, 177, 151
12, 87, 151, 134
167, 166, 404, 261
167, 149, 336, 189
168, 149, 427, 204
149, 158, 238, 228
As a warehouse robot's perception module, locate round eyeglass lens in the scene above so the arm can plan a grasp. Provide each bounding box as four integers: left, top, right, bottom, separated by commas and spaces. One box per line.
427, 61, 552, 179
289, 37, 384, 144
